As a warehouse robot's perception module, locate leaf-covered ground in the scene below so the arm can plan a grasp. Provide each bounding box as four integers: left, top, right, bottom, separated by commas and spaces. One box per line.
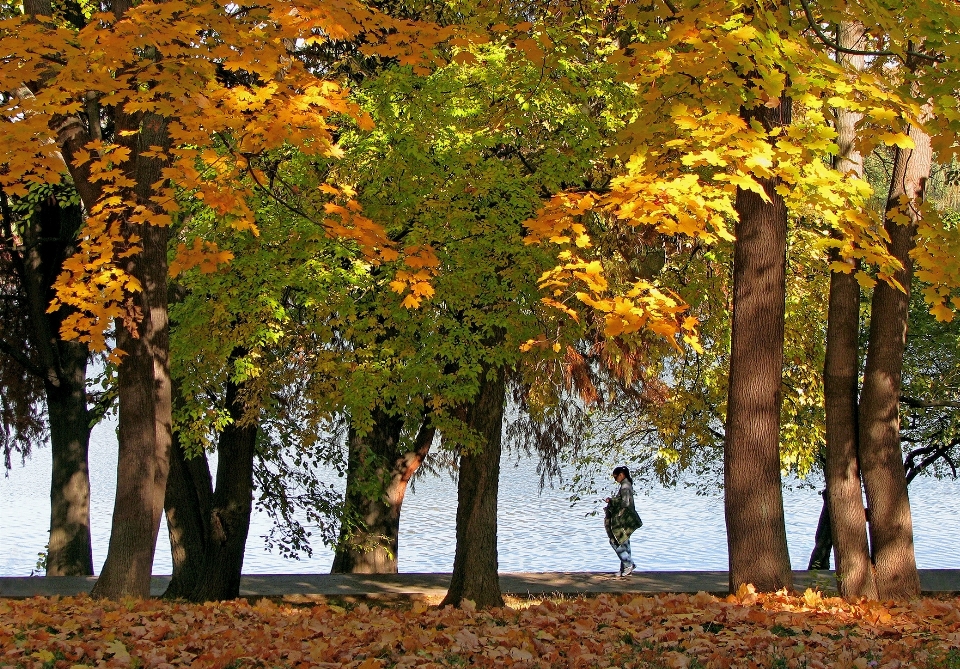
2, 588, 959, 669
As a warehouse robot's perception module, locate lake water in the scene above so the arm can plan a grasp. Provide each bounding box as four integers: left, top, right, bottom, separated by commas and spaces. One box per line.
2, 417, 959, 576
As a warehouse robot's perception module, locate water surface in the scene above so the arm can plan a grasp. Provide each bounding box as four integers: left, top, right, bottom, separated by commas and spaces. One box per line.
2, 417, 958, 576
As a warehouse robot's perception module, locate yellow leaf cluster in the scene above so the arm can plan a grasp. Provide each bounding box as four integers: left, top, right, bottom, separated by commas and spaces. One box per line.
1, 0, 455, 349
913, 204, 960, 322
169, 238, 235, 277
388, 245, 440, 309
522, 0, 958, 347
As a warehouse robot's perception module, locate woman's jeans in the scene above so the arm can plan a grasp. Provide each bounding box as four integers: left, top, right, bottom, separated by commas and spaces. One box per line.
610, 538, 632, 572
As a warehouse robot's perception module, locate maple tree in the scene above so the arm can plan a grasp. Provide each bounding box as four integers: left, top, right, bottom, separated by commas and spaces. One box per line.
821, 21, 876, 602
0, 0, 453, 599
160, 168, 371, 600
809, 4, 960, 600
521, 0, 960, 596
857, 95, 933, 601
811, 278, 960, 569
321, 39, 623, 603
3, 0, 959, 609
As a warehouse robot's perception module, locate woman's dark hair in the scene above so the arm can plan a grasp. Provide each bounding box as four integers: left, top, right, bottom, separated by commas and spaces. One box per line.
612, 466, 632, 483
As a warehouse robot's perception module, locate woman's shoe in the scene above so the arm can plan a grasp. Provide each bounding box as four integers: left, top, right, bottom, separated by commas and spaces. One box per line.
621, 563, 635, 577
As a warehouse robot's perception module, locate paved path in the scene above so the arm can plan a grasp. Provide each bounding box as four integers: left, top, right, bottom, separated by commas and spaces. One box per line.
2, 570, 959, 599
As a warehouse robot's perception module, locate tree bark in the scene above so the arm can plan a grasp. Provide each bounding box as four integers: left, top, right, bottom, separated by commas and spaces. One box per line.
332, 414, 435, 574
91, 214, 171, 599
822, 23, 878, 600
441, 366, 506, 609
724, 96, 793, 594
23, 0, 174, 598
45, 339, 94, 576
188, 376, 257, 602
825, 253, 878, 599
90, 89, 174, 598
162, 425, 213, 599
162, 370, 261, 602
15, 196, 95, 576
858, 119, 932, 600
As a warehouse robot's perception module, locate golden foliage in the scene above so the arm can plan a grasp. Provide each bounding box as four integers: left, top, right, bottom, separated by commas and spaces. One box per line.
0, 0, 454, 349
525, 0, 960, 342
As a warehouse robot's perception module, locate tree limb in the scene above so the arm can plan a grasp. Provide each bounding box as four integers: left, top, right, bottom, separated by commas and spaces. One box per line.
797, 0, 943, 64
905, 437, 960, 484
901, 394, 960, 409
0, 336, 47, 381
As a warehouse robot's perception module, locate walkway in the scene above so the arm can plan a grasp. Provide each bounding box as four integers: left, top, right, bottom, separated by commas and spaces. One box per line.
2, 570, 959, 599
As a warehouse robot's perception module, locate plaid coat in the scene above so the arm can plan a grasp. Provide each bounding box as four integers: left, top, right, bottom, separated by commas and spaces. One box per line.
604, 479, 643, 546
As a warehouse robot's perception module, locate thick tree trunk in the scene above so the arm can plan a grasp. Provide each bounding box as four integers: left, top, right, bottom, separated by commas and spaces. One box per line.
188, 377, 257, 602
45, 340, 94, 576
858, 120, 932, 600
162, 427, 213, 599
17, 196, 95, 577
441, 366, 506, 609
91, 216, 172, 599
823, 24, 878, 599
163, 371, 260, 602
332, 415, 435, 574
91, 96, 173, 598
724, 97, 793, 594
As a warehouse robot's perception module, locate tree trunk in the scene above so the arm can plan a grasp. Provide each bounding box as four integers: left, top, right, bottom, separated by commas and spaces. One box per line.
441, 366, 506, 609
724, 97, 793, 594
858, 119, 932, 600
822, 23, 878, 600
332, 415, 435, 574
91, 215, 172, 599
162, 426, 213, 599
45, 339, 94, 576
188, 376, 257, 602
90, 93, 173, 598
16, 196, 95, 577
825, 255, 878, 599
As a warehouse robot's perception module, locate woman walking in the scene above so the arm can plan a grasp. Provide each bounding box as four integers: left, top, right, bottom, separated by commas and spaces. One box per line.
604, 466, 643, 577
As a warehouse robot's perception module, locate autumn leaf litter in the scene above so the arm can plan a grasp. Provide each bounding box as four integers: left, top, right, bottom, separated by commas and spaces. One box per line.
2, 588, 959, 669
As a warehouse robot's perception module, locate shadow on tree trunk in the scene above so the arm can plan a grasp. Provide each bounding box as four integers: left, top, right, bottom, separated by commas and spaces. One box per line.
441, 365, 506, 609
163, 367, 257, 602
332, 411, 435, 574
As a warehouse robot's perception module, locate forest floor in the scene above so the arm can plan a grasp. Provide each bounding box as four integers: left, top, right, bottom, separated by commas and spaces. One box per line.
2, 588, 959, 669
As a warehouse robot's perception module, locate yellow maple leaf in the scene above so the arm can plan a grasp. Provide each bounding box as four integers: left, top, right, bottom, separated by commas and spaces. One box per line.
931, 302, 954, 322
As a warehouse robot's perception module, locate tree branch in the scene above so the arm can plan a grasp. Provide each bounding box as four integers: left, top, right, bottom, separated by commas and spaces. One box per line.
797, 0, 943, 64
905, 437, 960, 484
0, 336, 47, 382
901, 394, 960, 409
